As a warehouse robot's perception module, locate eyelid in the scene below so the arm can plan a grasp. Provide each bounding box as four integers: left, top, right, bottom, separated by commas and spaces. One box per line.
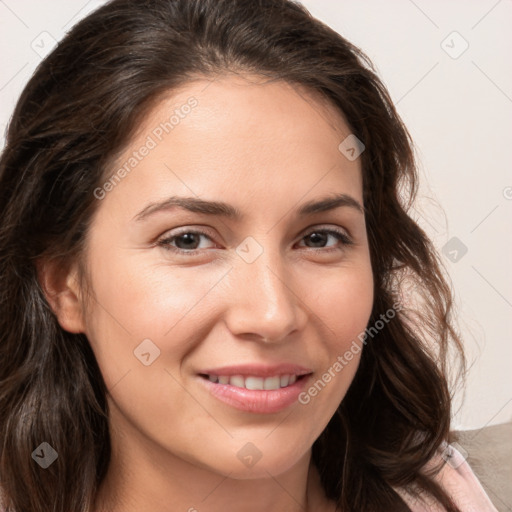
301, 224, 352, 240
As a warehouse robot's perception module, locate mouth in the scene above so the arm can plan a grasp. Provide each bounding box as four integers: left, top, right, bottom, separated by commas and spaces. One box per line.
196, 365, 313, 414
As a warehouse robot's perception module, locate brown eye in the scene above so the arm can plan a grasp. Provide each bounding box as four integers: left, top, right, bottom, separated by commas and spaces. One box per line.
299, 228, 353, 251
173, 232, 202, 250
158, 230, 216, 254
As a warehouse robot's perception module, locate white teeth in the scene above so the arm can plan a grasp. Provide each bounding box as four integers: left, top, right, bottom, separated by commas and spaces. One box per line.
263, 376, 281, 390
205, 374, 300, 390
245, 376, 264, 390
230, 375, 245, 388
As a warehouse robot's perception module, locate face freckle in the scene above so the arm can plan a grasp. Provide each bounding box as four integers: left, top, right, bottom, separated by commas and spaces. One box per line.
81, 74, 374, 483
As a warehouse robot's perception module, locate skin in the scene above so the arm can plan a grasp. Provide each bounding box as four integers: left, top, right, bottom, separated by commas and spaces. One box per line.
43, 73, 374, 512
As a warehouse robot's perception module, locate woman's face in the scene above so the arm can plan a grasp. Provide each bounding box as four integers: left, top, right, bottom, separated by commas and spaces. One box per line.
78, 74, 374, 478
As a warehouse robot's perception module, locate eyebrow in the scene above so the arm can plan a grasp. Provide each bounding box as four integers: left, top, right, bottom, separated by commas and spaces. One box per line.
133, 192, 364, 222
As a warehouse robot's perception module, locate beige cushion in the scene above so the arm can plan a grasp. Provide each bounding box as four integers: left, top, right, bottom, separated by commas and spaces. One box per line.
454, 421, 512, 512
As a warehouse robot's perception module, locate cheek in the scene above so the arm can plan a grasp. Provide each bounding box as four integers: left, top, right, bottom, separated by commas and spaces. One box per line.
303, 262, 373, 404
83, 244, 228, 340
81, 256, 224, 443
316, 262, 374, 346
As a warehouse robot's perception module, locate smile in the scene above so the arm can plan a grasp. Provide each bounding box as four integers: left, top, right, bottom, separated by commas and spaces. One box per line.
196, 364, 313, 414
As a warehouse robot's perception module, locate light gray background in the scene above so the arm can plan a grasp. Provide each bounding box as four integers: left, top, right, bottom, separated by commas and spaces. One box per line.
0, 0, 510, 430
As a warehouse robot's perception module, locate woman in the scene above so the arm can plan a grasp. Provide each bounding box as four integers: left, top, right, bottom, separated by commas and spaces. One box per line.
0, 0, 498, 511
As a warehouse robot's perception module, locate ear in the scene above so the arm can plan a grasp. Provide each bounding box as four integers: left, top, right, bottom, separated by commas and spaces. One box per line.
37, 258, 86, 334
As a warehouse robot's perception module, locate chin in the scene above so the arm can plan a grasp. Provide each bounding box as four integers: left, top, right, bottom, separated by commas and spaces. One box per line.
203, 442, 309, 480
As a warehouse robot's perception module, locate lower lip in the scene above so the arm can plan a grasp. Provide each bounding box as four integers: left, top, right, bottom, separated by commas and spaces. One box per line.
197, 374, 312, 414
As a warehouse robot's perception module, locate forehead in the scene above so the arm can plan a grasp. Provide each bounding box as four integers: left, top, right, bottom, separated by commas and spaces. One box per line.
101, 74, 363, 217
146, 73, 352, 143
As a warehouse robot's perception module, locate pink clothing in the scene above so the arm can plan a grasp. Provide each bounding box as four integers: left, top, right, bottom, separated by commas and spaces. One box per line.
396, 442, 498, 511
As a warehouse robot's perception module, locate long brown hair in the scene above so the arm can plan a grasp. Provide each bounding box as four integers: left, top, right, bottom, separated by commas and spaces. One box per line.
0, 1, 465, 510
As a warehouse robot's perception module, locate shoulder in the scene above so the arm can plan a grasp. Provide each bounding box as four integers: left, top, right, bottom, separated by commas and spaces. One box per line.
394, 442, 498, 512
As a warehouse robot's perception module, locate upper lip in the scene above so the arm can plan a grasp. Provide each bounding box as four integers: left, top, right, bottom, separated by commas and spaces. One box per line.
198, 363, 313, 378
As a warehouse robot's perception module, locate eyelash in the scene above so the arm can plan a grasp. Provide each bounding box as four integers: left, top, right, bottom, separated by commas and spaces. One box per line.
157, 227, 353, 256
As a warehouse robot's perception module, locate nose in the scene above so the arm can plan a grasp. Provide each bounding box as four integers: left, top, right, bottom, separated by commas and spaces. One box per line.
222, 247, 308, 344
